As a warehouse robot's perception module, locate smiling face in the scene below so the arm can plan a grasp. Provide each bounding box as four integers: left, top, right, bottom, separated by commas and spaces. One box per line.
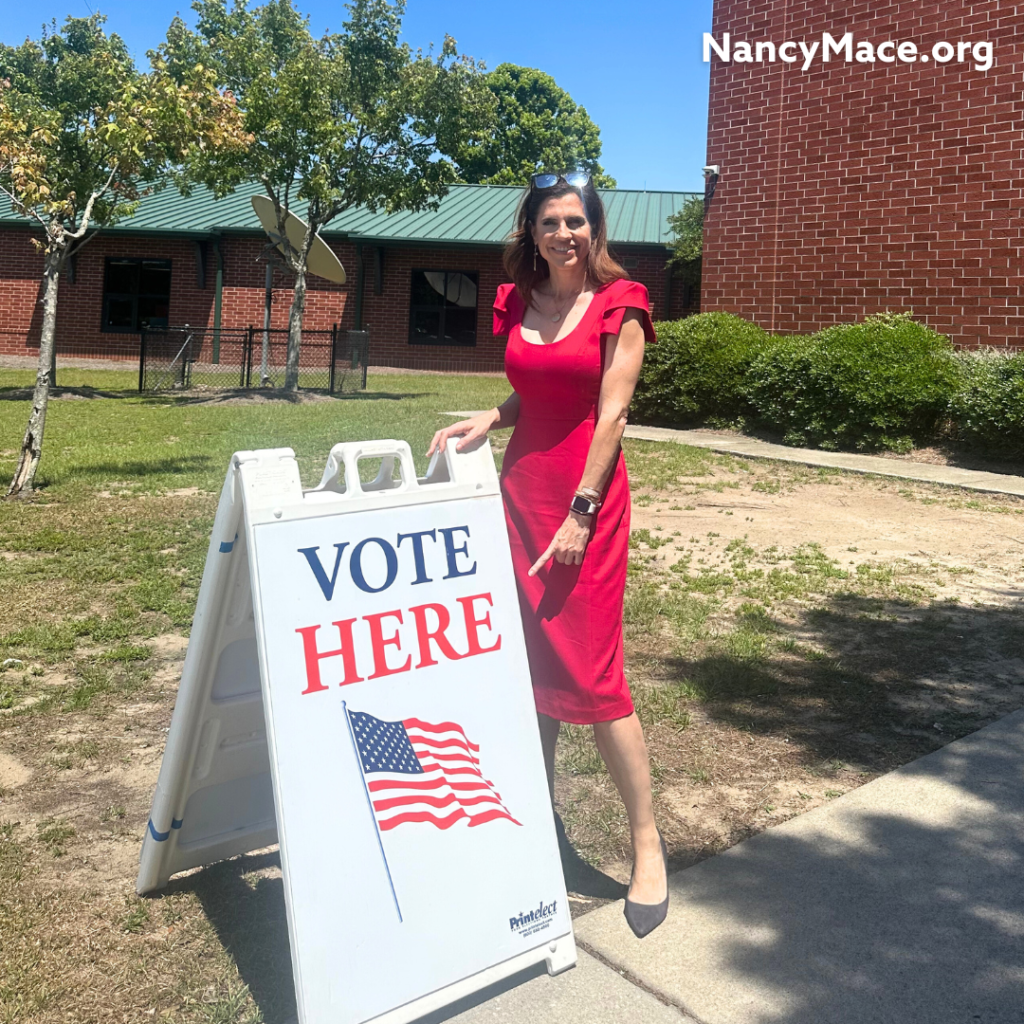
531, 193, 592, 274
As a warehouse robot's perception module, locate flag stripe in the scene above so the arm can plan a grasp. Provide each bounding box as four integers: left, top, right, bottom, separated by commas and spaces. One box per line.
417, 750, 480, 765
373, 791, 503, 812
403, 719, 481, 749
379, 809, 468, 831
367, 777, 491, 793
407, 734, 481, 757
467, 808, 520, 827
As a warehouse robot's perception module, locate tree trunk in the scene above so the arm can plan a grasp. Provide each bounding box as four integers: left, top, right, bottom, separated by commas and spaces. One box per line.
6, 251, 62, 497
284, 262, 308, 392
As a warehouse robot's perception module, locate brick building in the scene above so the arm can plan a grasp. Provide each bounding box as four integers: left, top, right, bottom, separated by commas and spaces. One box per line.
0, 183, 696, 373
702, 0, 1024, 348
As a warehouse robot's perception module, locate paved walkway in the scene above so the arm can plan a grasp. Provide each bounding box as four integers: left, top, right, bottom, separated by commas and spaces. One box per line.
446, 708, 1024, 1024
444, 414, 1024, 498
624, 425, 1024, 498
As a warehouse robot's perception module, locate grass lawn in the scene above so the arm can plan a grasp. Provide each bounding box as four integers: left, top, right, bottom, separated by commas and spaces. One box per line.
2, 371, 1024, 1022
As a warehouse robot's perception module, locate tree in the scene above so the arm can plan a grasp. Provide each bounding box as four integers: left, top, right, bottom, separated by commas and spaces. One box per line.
0, 15, 249, 497
455, 64, 615, 188
667, 194, 704, 264
162, 0, 492, 390
666, 194, 704, 297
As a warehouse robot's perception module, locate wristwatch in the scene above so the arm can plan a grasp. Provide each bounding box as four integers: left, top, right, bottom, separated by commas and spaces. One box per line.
570, 494, 599, 517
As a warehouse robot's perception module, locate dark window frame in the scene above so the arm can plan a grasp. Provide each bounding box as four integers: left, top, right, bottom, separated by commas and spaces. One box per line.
408, 268, 479, 347
101, 257, 172, 333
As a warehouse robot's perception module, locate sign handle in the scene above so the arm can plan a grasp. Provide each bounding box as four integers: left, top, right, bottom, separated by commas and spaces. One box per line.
343, 701, 403, 923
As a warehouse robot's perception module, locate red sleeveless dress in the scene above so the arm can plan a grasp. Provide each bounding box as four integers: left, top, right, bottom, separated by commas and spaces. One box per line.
493, 278, 656, 725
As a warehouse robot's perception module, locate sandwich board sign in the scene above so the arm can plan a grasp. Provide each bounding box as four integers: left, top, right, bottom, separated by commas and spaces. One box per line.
137, 439, 575, 1024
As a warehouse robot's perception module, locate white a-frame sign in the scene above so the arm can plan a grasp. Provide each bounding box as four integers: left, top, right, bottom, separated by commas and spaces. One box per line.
138, 439, 575, 1024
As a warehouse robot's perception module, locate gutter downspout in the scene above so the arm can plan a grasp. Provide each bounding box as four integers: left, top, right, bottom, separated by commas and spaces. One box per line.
212, 236, 224, 364
354, 242, 365, 330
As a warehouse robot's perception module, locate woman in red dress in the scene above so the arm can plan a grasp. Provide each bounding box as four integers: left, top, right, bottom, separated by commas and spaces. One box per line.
429, 173, 667, 937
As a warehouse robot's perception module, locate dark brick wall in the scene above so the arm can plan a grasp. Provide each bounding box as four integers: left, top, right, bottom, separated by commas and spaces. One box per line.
703, 0, 1024, 347
0, 227, 686, 370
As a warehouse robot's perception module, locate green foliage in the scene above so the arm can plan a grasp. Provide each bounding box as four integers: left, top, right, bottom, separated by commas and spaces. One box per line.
667, 194, 704, 263
454, 63, 614, 187
949, 350, 1024, 457
0, 14, 247, 255
746, 314, 959, 451
163, 0, 491, 228
632, 313, 770, 425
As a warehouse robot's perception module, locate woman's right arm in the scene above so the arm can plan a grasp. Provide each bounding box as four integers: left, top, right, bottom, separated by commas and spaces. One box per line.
427, 393, 520, 455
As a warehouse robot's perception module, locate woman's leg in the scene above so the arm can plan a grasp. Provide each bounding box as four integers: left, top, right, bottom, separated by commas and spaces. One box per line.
592, 712, 666, 905
537, 713, 561, 801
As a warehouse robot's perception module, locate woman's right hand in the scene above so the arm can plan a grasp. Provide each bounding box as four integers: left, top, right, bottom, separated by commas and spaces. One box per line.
428, 408, 500, 456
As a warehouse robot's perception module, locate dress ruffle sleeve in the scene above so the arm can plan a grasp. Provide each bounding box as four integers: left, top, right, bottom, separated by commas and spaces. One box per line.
600, 279, 657, 342
493, 283, 524, 337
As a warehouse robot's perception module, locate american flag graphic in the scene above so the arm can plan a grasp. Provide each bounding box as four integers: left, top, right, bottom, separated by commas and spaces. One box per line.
347, 710, 522, 831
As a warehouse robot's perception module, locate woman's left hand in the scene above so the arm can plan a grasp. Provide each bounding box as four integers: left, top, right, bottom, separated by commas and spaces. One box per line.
528, 512, 592, 577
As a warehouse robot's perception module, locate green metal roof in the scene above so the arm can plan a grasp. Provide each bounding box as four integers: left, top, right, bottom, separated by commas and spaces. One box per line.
0, 182, 695, 248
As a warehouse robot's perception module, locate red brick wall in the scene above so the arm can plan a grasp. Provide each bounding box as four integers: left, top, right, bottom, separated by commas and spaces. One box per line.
0, 227, 679, 370
703, 0, 1024, 348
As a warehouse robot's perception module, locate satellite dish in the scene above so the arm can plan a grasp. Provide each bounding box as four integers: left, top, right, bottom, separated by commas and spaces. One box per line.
250, 195, 346, 284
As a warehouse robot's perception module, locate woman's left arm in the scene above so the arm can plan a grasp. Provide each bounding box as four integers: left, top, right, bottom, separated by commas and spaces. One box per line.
528, 311, 646, 576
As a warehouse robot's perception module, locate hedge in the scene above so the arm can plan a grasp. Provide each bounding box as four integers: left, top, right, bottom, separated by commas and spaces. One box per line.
632, 312, 1024, 456
745, 313, 960, 452
950, 349, 1024, 458
631, 312, 769, 425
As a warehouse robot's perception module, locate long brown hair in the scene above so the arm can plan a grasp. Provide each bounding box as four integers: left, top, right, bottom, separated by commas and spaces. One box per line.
504, 178, 626, 311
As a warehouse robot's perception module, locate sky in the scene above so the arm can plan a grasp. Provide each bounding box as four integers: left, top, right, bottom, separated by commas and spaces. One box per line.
1, 0, 713, 193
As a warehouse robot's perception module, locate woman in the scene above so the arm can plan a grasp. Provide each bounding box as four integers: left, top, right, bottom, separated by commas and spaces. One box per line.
428, 172, 667, 938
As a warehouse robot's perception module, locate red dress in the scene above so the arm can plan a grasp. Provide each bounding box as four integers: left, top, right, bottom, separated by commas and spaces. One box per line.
494, 278, 656, 725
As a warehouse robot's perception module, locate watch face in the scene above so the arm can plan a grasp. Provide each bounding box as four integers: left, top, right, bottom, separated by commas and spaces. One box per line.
571, 495, 594, 515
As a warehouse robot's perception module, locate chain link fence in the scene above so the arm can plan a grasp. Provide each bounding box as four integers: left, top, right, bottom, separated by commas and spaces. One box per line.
139, 325, 368, 394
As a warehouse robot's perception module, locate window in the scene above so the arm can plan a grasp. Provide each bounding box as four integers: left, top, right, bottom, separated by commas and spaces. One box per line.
102, 258, 172, 332
409, 270, 478, 346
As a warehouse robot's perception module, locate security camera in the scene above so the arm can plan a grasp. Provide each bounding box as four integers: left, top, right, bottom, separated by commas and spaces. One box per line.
702, 165, 720, 178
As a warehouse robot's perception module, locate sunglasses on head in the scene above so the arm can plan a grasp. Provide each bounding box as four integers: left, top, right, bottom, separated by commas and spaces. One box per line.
530, 171, 591, 191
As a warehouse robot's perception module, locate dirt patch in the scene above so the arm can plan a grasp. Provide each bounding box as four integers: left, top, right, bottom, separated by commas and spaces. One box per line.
636, 473, 1024, 606
0, 748, 32, 790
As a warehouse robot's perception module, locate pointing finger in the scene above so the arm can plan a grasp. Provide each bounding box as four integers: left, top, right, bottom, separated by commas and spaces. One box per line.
528, 541, 556, 578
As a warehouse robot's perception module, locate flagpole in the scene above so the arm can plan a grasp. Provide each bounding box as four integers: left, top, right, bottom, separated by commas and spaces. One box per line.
343, 701, 403, 923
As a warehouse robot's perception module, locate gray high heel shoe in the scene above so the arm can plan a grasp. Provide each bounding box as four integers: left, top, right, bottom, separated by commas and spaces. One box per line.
623, 832, 669, 939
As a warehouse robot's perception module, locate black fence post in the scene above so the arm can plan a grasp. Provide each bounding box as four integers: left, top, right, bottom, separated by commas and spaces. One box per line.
241, 327, 251, 388
329, 323, 338, 394
138, 328, 147, 392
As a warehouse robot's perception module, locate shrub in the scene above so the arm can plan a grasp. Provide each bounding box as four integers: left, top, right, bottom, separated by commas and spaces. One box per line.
745, 313, 959, 451
950, 349, 1024, 457
632, 313, 770, 425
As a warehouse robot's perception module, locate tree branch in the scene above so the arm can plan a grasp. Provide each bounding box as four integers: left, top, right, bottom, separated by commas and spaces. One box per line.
0, 181, 51, 233
68, 163, 118, 240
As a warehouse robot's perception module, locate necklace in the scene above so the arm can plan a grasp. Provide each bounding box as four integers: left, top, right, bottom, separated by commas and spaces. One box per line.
548, 288, 581, 323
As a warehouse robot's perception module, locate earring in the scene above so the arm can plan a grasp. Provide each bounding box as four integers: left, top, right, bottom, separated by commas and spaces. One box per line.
533, 244, 537, 271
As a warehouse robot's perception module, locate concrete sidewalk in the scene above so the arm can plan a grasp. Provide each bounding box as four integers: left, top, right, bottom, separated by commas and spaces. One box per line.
445, 413, 1024, 498
624, 425, 1024, 498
